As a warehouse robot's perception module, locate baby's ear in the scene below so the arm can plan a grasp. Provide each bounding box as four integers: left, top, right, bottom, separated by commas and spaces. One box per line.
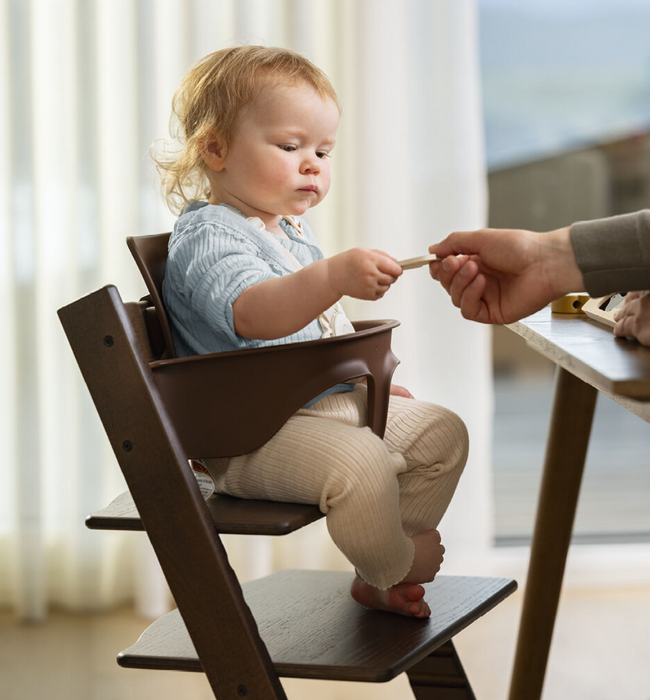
200, 132, 227, 172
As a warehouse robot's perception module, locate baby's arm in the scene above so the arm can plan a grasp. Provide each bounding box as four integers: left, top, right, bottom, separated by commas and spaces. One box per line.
233, 248, 403, 340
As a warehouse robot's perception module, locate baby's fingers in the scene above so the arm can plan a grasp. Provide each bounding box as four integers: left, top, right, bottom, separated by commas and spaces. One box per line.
377, 272, 399, 287
373, 250, 403, 277
371, 248, 398, 261
373, 283, 392, 299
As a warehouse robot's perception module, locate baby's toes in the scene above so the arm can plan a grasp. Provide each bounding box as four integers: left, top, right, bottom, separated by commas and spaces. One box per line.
412, 599, 431, 618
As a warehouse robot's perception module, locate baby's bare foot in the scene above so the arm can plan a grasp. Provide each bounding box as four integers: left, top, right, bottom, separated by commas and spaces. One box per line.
350, 575, 431, 618
402, 529, 445, 584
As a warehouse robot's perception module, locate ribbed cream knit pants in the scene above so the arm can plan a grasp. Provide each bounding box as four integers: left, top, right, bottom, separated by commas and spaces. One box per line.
204, 385, 469, 589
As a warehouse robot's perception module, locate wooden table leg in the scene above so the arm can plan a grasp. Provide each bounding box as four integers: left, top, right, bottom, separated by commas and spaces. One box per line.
507, 367, 597, 700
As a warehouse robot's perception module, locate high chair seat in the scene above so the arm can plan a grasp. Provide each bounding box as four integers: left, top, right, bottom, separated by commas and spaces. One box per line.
85, 489, 323, 535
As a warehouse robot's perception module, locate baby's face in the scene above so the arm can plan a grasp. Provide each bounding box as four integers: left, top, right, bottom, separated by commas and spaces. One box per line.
216, 82, 339, 223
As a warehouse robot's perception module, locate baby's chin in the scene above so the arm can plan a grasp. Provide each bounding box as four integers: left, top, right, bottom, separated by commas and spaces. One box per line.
286, 198, 322, 216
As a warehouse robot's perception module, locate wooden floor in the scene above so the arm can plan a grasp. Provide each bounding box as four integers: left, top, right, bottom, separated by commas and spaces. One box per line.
2, 585, 649, 700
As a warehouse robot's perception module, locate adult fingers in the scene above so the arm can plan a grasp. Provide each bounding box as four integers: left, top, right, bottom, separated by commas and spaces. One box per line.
429, 259, 442, 280
614, 293, 638, 320
615, 294, 639, 323
459, 273, 488, 323
449, 258, 479, 307
613, 298, 638, 337
636, 296, 650, 345
614, 314, 634, 338
614, 292, 650, 343
434, 255, 464, 297
429, 230, 490, 259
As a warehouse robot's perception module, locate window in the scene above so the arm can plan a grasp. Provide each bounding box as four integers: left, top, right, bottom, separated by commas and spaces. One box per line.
480, 0, 650, 546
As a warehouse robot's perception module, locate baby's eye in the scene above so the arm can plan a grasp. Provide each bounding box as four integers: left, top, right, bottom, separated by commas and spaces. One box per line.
316, 151, 330, 159
278, 144, 296, 152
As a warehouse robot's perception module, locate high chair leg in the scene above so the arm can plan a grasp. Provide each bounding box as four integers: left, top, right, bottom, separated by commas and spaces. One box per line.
406, 640, 477, 700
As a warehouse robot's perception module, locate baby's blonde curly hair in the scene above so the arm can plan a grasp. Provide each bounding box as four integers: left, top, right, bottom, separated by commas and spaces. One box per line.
153, 45, 340, 215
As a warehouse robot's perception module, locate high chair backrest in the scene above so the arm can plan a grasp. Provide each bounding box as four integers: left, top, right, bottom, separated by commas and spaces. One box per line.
127, 233, 175, 358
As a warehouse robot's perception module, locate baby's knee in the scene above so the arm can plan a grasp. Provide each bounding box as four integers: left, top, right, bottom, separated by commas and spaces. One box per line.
322, 430, 402, 507
421, 405, 469, 475
446, 409, 469, 468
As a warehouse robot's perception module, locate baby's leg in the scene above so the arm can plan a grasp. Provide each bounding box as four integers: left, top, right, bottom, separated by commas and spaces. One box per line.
347, 388, 469, 616
203, 392, 432, 615
206, 412, 414, 586
381, 390, 470, 537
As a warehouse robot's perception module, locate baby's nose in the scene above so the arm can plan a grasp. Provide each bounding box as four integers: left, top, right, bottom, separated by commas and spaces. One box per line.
301, 155, 321, 174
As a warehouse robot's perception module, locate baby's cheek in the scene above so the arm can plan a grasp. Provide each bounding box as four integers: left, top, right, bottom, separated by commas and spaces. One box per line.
319, 171, 332, 199
269, 163, 293, 189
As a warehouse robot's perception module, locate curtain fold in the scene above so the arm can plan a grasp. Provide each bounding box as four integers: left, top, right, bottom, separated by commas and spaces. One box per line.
0, 0, 490, 620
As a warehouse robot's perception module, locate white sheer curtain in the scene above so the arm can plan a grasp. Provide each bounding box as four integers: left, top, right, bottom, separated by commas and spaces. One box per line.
0, 0, 490, 621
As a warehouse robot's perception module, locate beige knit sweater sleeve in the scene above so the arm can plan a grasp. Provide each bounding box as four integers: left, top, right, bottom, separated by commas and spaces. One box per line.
570, 209, 650, 296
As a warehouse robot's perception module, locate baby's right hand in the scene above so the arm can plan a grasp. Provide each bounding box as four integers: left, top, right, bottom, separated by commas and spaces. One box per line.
327, 248, 403, 300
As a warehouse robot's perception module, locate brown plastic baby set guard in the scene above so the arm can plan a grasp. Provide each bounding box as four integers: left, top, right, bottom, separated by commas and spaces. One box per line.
57, 232, 516, 699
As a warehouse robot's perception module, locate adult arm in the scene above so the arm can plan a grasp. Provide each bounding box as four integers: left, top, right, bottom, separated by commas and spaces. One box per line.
429, 210, 650, 325
571, 210, 650, 296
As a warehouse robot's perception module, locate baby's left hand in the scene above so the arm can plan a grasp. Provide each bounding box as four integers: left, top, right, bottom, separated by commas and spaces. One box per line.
614, 291, 650, 347
390, 384, 414, 399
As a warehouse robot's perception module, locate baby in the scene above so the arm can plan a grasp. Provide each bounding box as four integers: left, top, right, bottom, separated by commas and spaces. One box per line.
156, 46, 469, 617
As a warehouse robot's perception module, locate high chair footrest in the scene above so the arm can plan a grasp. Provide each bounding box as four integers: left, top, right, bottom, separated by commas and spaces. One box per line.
86, 490, 324, 535
118, 570, 516, 683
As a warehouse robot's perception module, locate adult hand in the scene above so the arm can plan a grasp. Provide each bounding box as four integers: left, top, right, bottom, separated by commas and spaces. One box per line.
428, 227, 585, 325
614, 291, 650, 347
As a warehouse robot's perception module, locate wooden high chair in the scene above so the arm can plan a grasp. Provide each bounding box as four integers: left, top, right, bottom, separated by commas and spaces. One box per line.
57, 234, 516, 700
